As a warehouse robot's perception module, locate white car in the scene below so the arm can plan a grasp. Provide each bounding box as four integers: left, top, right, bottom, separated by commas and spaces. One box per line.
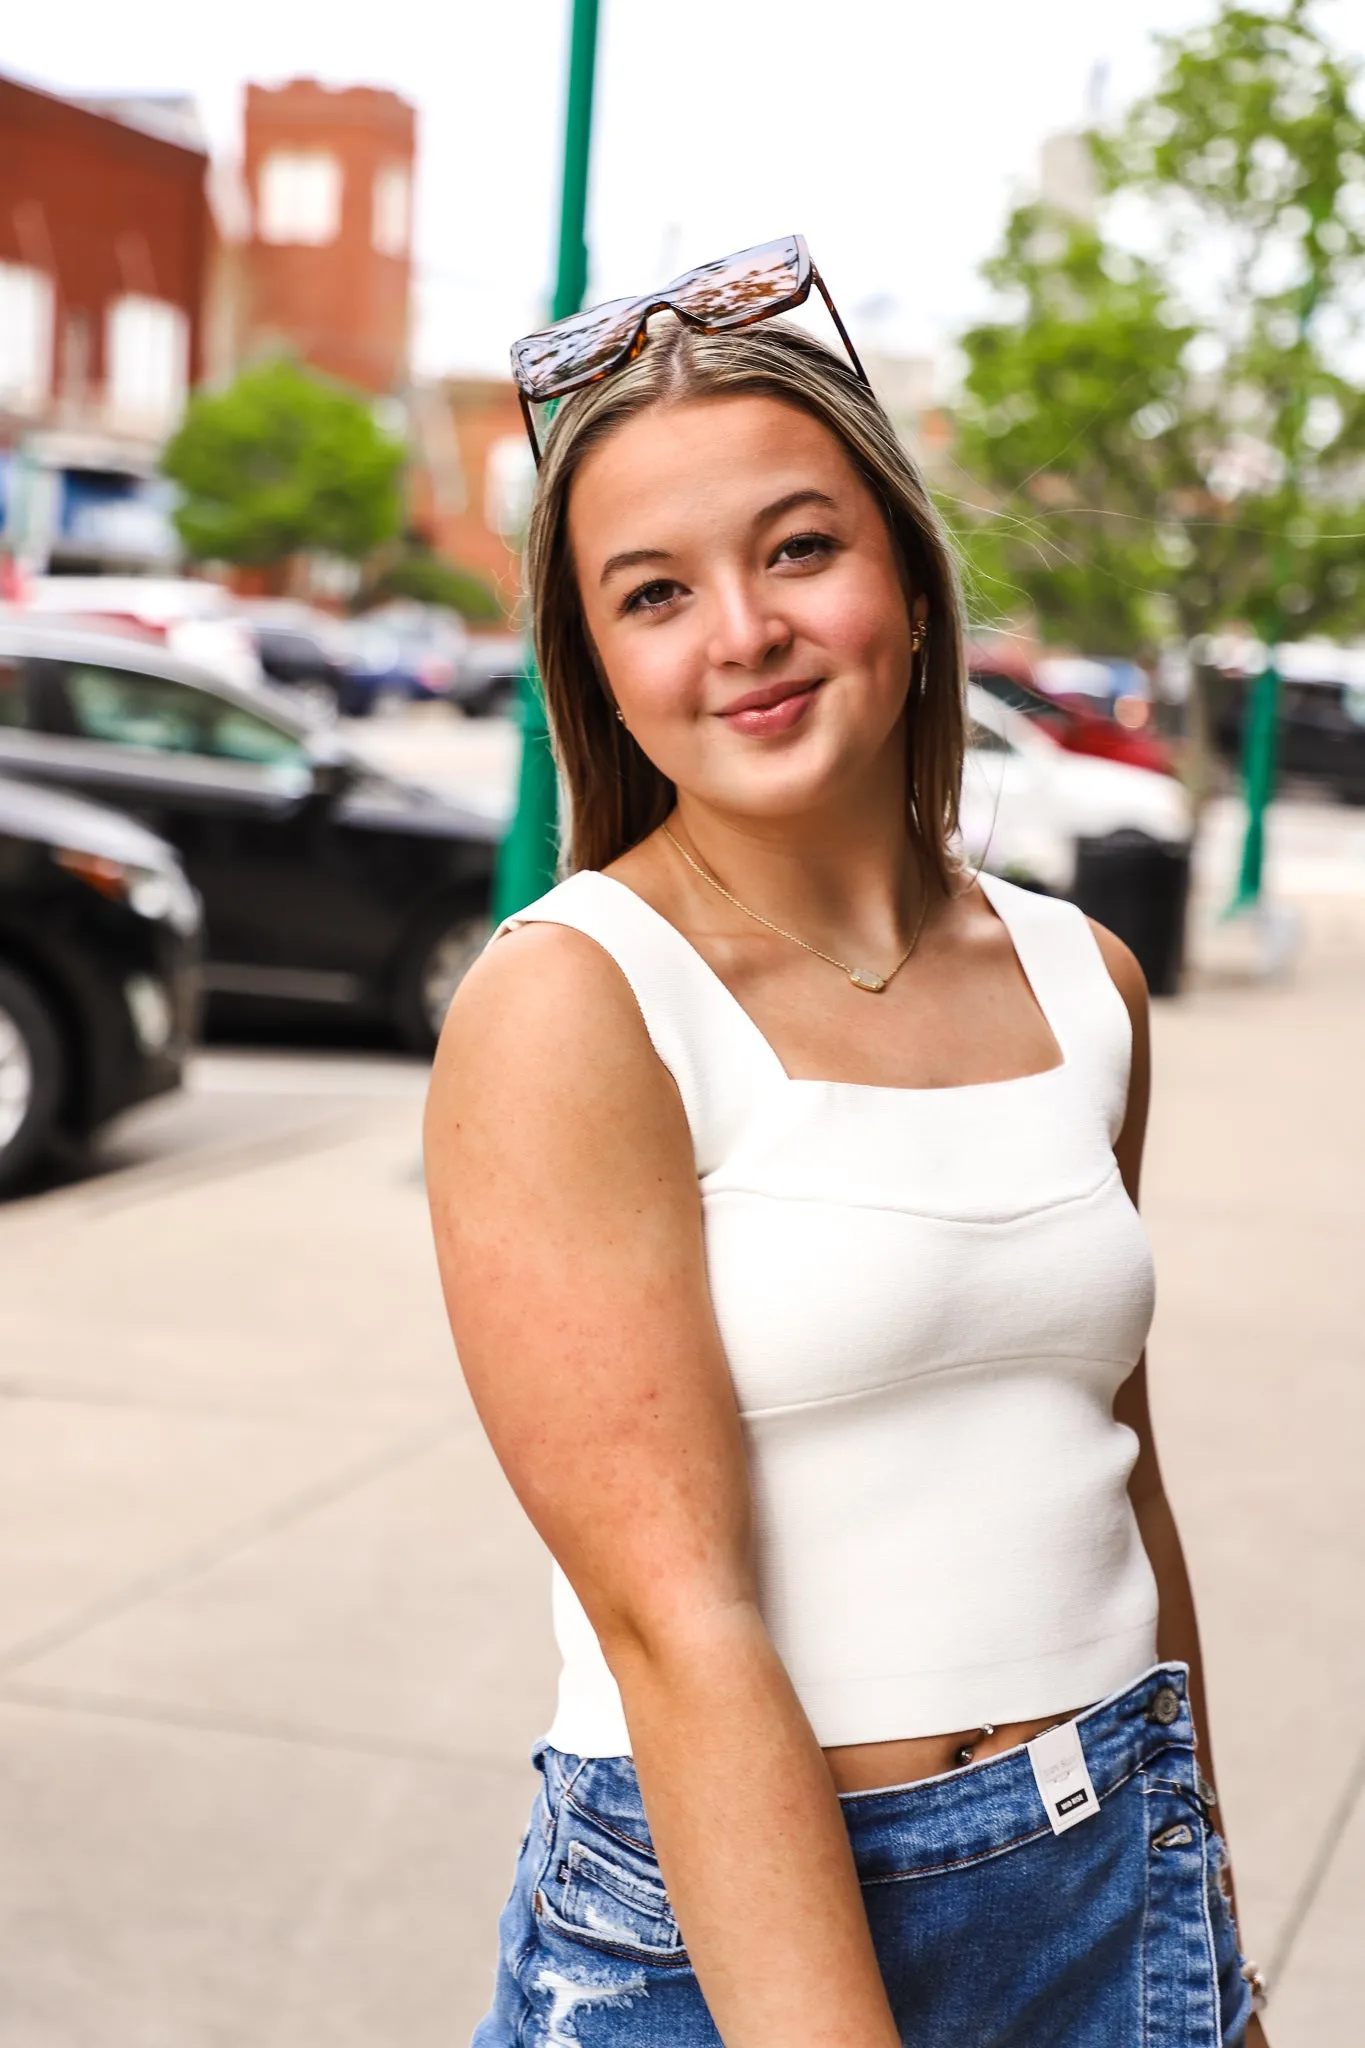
961, 685, 1191, 897
24, 576, 264, 693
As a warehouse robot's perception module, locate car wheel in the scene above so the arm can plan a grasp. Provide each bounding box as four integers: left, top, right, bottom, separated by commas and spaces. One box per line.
394, 908, 492, 1053
0, 965, 65, 1196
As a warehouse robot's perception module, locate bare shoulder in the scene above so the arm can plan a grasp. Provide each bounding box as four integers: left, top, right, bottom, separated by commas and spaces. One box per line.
439, 916, 648, 1067
424, 917, 683, 1167
1086, 917, 1149, 1037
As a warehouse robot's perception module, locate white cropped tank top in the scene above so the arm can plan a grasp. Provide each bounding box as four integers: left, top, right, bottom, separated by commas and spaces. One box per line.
499, 868, 1159, 1757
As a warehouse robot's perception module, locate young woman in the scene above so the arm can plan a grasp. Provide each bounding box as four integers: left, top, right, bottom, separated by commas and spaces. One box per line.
425, 240, 1266, 2047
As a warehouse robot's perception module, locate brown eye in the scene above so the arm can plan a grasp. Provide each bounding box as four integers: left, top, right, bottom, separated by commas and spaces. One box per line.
624, 579, 681, 615
777, 532, 835, 565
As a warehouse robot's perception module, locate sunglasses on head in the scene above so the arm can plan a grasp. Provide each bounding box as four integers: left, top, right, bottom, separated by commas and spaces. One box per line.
510, 233, 870, 465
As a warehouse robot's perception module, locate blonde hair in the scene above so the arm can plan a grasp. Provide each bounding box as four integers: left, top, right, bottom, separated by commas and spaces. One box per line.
525, 318, 967, 884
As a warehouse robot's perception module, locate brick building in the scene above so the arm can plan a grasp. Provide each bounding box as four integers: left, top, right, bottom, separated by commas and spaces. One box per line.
238, 79, 414, 395
0, 67, 519, 611
0, 74, 209, 433
0, 73, 210, 565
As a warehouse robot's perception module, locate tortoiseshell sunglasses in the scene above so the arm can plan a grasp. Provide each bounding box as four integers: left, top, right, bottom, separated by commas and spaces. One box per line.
510, 233, 870, 465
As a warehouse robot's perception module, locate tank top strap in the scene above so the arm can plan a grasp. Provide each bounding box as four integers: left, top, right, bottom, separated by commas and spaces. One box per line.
492, 870, 787, 1174
976, 872, 1133, 1144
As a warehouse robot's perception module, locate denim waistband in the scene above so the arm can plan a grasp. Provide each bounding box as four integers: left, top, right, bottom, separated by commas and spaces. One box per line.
535, 1662, 1200, 1877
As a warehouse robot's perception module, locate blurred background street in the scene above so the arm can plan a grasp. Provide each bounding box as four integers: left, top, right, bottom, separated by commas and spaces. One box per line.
3, 0, 1365, 2039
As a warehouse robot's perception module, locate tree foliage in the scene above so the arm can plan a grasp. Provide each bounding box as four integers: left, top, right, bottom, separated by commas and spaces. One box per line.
163, 359, 405, 567
358, 543, 503, 623
953, 0, 1365, 654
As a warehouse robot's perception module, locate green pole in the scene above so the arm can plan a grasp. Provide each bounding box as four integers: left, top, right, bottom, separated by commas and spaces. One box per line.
493, 0, 600, 924
551, 0, 600, 327
1229, 648, 1280, 910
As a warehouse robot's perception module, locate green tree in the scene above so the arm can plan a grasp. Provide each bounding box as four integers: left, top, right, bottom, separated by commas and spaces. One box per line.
356, 539, 504, 623
163, 359, 405, 567
953, 0, 1365, 655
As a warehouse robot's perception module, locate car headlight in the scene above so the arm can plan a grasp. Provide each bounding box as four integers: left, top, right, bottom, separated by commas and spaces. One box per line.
53, 848, 203, 937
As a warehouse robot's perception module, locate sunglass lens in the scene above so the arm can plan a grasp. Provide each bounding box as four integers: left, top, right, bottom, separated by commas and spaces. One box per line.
512, 295, 644, 400
666, 236, 804, 327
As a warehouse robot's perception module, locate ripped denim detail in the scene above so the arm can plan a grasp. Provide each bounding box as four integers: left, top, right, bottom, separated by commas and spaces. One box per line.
527, 1961, 649, 2046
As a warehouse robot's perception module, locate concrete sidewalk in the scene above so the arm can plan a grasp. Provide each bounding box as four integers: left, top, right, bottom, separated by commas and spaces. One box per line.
0, 907, 1361, 2045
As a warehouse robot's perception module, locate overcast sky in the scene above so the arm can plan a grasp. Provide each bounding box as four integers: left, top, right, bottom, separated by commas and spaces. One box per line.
11, 0, 1365, 379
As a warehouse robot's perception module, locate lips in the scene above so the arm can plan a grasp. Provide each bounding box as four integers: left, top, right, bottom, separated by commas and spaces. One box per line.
718, 678, 824, 737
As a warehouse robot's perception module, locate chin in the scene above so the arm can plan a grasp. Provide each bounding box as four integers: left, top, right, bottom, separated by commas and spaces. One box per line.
705, 745, 873, 823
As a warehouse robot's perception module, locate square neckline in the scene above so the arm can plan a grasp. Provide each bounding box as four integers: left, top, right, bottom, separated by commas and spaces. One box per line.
589, 868, 1069, 1098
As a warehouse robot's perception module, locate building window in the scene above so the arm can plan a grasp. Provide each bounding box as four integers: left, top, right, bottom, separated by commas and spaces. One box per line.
257, 151, 342, 246
106, 296, 189, 428
0, 264, 54, 413
372, 164, 411, 258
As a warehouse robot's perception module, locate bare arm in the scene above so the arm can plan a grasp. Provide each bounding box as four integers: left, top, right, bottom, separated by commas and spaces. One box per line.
1094, 923, 1269, 2043
424, 925, 900, 2048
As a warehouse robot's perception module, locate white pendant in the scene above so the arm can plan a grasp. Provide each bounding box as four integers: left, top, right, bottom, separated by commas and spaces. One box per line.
848, 968, 887, 992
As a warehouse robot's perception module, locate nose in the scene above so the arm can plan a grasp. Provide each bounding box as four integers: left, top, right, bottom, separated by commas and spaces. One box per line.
705, 577, 792, 672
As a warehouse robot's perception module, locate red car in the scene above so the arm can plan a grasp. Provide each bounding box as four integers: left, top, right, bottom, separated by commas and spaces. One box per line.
967, 645, 1175, 777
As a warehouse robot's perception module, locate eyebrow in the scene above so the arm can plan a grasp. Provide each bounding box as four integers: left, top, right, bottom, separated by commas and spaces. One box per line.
598, 488, 840, 588
760, 487, 838, 524
599, 546, 671, 586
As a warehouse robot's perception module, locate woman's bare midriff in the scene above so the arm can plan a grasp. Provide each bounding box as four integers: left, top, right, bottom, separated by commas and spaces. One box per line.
824, 1705, 1093, 1795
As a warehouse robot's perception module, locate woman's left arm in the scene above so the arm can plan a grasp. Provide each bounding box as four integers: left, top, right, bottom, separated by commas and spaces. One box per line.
1092, 923, 1269, 2045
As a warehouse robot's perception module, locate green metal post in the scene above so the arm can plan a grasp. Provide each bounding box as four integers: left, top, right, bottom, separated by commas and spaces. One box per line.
550, 0, 600, 328
492, 0, 600, 924
1230, 652, 1280, 910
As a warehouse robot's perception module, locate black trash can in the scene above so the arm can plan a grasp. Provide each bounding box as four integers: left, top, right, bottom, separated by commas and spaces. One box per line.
1069, 831, 1192, 997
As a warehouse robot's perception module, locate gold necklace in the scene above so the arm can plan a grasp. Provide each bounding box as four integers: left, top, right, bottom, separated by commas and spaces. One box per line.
661, 824, 928, 994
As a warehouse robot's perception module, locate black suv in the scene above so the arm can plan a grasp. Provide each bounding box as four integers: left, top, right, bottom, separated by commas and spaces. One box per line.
1207, 656, 1365, 803
0, 621, 500, 1049
0, 772, 201, 1191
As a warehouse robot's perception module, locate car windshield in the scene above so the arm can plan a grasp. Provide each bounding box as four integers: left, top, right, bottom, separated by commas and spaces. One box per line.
350, 625, 400, 664
971, 670, 1067, 730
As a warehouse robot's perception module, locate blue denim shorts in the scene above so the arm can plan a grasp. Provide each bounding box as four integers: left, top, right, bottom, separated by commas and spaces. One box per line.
474, 1663, 1252, 2046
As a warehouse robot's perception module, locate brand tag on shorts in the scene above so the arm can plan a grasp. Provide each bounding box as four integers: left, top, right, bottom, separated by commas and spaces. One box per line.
1027, 1720, 1100, 1835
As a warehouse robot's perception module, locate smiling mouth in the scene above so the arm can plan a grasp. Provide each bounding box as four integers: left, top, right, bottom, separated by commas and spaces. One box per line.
718, 679, 824, 724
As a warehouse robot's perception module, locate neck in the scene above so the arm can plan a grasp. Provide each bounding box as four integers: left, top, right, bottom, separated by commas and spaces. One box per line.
669, 759, 933, 959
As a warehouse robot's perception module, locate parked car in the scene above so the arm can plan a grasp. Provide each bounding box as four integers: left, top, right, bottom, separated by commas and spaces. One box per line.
342, 606, 466, 716
968, 645, 1175, 777
0, 621, 500, 1050
24, 575, 264, 692
1205, 640, 1365, 804
455, 631, 525, 718
0, 769, 200, 1191
963, 685, 1193, 992
963, 686, 1188, 886
240, 603, 359, 720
